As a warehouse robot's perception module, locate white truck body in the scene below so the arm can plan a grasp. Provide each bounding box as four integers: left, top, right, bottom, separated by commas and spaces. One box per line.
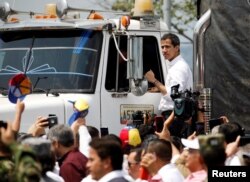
0, 0, 172, 135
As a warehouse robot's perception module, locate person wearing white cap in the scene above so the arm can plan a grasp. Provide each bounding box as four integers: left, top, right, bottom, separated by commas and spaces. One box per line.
181, 138, 207, 182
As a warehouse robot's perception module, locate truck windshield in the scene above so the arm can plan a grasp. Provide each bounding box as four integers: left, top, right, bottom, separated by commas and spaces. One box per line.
0, 29, 103, 93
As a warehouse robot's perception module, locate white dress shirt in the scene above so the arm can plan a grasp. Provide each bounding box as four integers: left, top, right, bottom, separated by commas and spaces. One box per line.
156, 163, 185, 182
159, 55, 193, 111
98, 170, 133, 182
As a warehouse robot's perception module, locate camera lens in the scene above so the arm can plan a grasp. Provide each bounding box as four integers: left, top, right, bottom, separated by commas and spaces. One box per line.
210, 138, 218, 146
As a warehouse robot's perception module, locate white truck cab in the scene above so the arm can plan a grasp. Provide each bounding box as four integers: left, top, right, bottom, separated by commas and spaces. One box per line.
0, 0, 169, 135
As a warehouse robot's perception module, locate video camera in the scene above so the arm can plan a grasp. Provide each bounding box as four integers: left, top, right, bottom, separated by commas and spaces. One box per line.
170, 84, 200, 121
132, 111, 144, 127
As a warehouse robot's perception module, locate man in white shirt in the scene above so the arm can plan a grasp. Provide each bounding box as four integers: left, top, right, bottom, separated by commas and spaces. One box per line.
145, 33, 193, 137
86, 138, 130, 182
140, 139, 184, 182
181, 138, 207, 182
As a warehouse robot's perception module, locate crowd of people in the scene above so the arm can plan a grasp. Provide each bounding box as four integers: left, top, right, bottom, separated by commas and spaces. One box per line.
0, 98, 249, 182
1, 33, 249, 182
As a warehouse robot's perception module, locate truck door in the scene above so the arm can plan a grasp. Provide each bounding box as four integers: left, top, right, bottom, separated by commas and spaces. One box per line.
101, 34, 165, 135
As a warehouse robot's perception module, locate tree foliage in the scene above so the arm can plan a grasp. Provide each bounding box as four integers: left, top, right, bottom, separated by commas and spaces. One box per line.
112, 0, 134, 12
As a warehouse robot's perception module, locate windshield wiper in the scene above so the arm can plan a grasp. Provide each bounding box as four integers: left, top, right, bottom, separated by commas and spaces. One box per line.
32, 76, 59, 97
32, 88, 59, 97
33, 76, 48, 89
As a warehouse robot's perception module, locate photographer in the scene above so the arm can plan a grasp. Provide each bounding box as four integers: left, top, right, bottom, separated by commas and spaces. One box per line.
145, 33, 193, 138
27, 115, 58, 137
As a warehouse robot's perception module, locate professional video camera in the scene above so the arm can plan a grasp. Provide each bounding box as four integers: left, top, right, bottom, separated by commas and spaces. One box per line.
170, 84, 200, 121
132, 110, 144, 127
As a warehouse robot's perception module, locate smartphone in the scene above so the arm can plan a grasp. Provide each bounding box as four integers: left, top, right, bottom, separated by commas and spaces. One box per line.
0, 120, 7, 129
208, 118, 223, 130
154, 116, 164, 132
239, 136, 250, 146
100, 127, 109, 137
47, 114, 58, 128
195, 122, 205, 135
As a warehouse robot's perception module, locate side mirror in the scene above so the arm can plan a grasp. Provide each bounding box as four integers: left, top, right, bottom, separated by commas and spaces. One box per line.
56, 0, 68, 18
127, 36, 148, 96
127, 36, 143, 79
130, 79, 148, 96
0, 2, 11, 21
127, 36, 147, 96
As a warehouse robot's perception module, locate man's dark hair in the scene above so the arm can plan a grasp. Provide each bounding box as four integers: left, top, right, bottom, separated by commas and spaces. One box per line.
102, 134, 122, 146
21, 138, 55, 175
161, 33, 180, 47
199, 134, 226, 166
87, 125, 100, 139
138, 124, 155, 141
218, 122, 244, 143
170, 136, 183, 152
89, 138, 123, 170
141, 134, 158, 149
130, 147, 143, 163
146, 139, 172, 162
47, 124, 74, 147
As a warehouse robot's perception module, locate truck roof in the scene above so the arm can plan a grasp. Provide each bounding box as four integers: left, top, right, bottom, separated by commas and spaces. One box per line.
0, 18, 115, 30
0, 0, 168, 32
0, 15, 168, 32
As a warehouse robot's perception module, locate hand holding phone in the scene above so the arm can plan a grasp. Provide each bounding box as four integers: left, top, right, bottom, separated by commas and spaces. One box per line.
47, 114, 58, 128
154, 116, 164, 132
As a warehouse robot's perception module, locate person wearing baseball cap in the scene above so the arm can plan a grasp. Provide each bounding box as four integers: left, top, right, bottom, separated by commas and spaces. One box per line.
8, 73, 32, 104
68, 98, 91, 158
68, 98, 89, 126
181, 138, 207, 182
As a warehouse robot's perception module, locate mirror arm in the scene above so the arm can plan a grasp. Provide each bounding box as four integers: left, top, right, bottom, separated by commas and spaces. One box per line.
111, 32, 129, 61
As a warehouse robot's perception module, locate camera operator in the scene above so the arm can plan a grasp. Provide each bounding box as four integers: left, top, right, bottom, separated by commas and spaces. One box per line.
145, 33, 193, 138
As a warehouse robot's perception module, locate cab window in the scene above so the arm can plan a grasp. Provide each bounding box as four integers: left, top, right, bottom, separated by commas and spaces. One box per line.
105, 36, 164, 92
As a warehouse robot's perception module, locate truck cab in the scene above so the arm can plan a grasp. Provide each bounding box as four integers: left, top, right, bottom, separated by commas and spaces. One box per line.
0, 0, 169, 134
